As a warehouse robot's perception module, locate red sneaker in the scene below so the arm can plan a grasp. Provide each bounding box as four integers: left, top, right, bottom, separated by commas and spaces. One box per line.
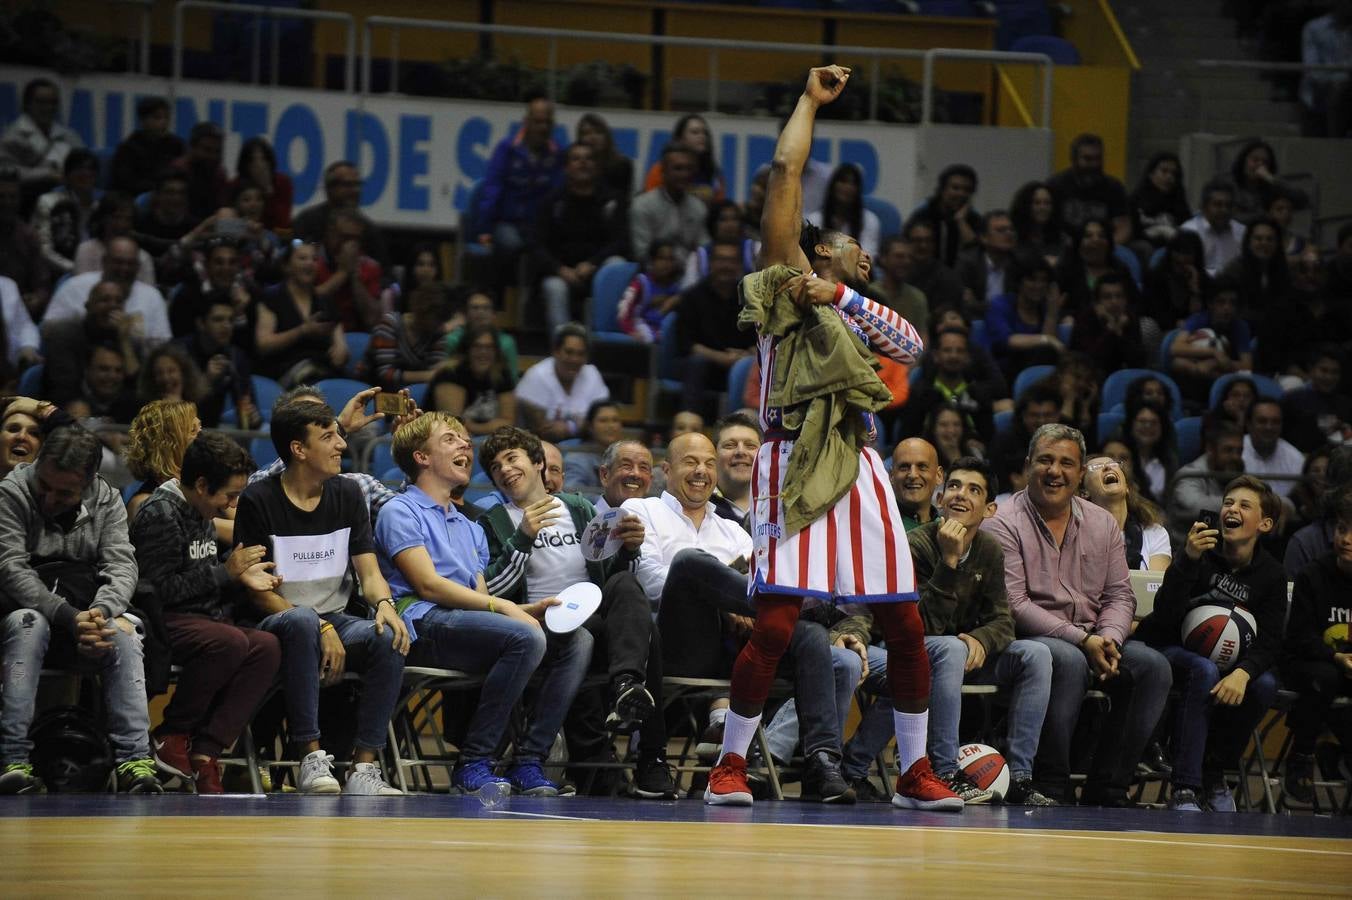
704, 753, 753, 806
191, 756, 224, 795
892, 757, 964, 812
152, 732, 192, 779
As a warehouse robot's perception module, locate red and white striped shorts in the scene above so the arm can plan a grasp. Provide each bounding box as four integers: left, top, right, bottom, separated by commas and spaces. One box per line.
750, 438, 918, 603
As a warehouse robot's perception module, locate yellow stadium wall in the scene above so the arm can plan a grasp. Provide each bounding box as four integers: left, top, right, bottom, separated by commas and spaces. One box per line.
997, 64, 1133, 180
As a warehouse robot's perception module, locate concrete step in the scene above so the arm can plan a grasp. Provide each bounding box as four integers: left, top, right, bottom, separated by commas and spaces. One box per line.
1135, 115, 1302, 139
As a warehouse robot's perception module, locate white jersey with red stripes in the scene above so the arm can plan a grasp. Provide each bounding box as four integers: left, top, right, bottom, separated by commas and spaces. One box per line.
749, 283, 925, 603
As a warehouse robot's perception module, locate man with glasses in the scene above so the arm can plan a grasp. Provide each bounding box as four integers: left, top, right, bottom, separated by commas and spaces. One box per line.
982, 423, 1171, 806
292, 160, 390, 268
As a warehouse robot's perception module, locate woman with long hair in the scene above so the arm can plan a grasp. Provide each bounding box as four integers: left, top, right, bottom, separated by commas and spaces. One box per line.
380, 241, 448, 315
985, 247, 1066, 377
428, 322, 517, 436
1229, 139, 1308, 225
922, 402, 985, 471
1054, 217, 1137, 319
642, 113, 725, 204
1142, 229, 1208, 330
1127, 152, 1192, 251
806, 163, 881, 260
228, 136, 293, 231
254, 241, 347, 385
1218, 214, 1290, 326
124, 398, 201, 520
1123, 373, 1178, 419
1082, 452, 1172, 571
1118, 398, 1178, 504
1207, 375, 1258, 430
1010, 180, 1068, 263
577, 112, 635, 199
138, 342, 207, 410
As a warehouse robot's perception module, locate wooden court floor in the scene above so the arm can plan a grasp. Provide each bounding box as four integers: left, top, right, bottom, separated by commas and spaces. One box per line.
4, 796, 1351, 898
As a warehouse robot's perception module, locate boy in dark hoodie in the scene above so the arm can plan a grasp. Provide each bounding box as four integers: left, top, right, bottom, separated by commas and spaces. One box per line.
130, 431, 281, 793
1137, 474, 1285, 812
1282, 489, 1352, 803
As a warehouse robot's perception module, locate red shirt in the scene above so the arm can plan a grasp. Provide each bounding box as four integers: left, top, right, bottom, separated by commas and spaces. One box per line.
315, 254, 382, 332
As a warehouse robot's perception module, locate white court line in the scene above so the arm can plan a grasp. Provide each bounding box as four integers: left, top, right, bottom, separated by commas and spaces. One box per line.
486, 809, 599, 822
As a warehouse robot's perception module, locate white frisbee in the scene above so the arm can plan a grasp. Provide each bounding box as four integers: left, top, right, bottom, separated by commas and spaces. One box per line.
544, 582, 603, 633
580, 508, 625, 562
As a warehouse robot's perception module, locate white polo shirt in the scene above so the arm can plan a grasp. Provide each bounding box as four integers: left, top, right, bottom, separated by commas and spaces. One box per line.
45, 271, 171, 343
622, 491, 752, 603
1242, 435, 1305, 499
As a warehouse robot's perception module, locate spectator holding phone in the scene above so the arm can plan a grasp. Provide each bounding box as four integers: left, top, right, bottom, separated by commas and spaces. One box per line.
254, 241, 346, 386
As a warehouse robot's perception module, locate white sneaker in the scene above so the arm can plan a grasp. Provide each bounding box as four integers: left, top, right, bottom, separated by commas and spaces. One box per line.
298, 750, 341, 794
344, 761, 402, 796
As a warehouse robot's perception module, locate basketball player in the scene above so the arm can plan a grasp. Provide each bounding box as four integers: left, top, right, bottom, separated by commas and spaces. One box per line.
704, 66, 962, 810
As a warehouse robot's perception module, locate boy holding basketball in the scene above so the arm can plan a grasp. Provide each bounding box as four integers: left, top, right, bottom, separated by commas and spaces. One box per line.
1137, 475, 1286, 811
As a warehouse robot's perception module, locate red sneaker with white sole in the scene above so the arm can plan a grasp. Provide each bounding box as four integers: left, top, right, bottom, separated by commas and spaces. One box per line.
892, 757, 964, 812
152, 732, 192, 780
192, 756, 224, 795
704, 753, 753, 806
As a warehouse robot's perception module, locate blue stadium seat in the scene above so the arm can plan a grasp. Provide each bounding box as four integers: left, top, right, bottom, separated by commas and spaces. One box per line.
1009, 34, 1081, 65
589, 260, 641, 343
17, 364, 43, 397
1208, 372, 1284, 409
250, 435, 279, 468
369, 440, 395, 477
657, 311, 683, 395
315, 378, 374, 417
1175, 416, 1204, 463
407, 382, 429, 409
1101, 369, 1184, 420
969, 319, 990, 349
221, 374, 286, 427
121, 480, 143, 505
344, 332, 371, 378
724, 355, 757, 416
992, 409, 1014, 441
864, 196, 902, 241
1113, 243, 1143, 289
1012, 364, 1056, 401
1097, 410, 1125, 442
1158, 329, 1183, 369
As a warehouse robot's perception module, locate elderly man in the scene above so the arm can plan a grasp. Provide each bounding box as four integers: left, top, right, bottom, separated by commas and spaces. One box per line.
626, 431, 852, 802
594, 440, 654, 514
983, 423, 1171, 806
44, 236, 170, 343
475, 94, 564, 265
893, 438, 944, 531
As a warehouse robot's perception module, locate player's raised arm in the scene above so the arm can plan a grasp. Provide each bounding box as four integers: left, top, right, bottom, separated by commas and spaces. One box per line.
760, 66, 850, 269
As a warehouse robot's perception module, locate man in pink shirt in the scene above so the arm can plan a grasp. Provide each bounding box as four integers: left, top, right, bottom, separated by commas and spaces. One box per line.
983, 423, 1171, 806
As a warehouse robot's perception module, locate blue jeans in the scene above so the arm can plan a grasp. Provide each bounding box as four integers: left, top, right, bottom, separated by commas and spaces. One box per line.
656, 549, 842, 758
518, 626, 593, 763
408, 608, 546, 762
1032, 635, 1172, 801
762, 642, 865, 763
257, 607, 406, 752
840, 638, 1052, 782
1159, 644, 1280, 789
0, 608, 150, 764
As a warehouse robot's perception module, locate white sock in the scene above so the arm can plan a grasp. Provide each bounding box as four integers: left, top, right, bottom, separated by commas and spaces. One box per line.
708, 705, 729, 728
717, 711, 761, 764
894, 709, 929, 774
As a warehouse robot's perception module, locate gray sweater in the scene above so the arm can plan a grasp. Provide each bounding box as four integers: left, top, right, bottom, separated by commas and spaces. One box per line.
0, 463, 138, 632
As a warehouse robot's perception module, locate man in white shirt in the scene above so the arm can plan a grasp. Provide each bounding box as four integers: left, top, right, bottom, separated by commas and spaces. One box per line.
44, 236, 170, 344
515, 323, 610, 442
594, 440, 654, 515
1243, 398, 1305, 503
625, 432, 847, 800
1180, 180, 1246, 276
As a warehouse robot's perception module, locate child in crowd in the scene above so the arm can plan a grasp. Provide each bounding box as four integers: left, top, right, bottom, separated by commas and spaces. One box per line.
1136, 475, 1286, 811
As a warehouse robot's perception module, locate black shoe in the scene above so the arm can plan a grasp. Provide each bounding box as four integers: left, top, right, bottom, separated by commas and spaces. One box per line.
605, 678, 655, 733
801, 750, 856, 804
1140, 741, 1173, 776
631, 757, 677, 800
116, 758, 165, 794
1284, 752, 1314, 805
848, 777, 890, 803
1003, 778, 1057, 807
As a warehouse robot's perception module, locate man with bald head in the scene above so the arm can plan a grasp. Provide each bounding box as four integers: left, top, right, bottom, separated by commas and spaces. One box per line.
625, 431, 848, 801
595, 440, 654, 514
44, 235, 170, 342
892, 438, 943, 531
541, 442, 566, 494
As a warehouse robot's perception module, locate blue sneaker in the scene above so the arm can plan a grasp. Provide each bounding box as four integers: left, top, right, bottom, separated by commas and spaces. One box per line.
1206, 783, 1237, 812
505, 761, 561, 797
452, 759, 511, 795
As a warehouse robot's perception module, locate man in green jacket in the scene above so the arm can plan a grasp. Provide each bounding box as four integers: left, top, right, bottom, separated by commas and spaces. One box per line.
478, 426, 675, 799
